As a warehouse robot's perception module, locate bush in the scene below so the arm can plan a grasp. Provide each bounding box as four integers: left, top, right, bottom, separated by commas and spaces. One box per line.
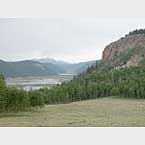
29, 90, 45, 107
0, 74, 46, 112
5, 87, 30, 111
111, 87, 120, 96
0, 74, 6, 97
0, 95, 7, 112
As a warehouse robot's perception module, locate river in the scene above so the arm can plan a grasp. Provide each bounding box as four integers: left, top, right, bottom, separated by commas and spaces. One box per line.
6, 74, 74, 91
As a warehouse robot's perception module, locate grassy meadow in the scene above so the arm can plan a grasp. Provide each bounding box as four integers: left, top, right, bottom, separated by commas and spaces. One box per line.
0, 97, 145, 127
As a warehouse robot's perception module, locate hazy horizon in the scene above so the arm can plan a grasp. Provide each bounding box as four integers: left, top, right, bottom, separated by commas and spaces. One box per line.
0, 57, 97, 64
0, 17, 145, 63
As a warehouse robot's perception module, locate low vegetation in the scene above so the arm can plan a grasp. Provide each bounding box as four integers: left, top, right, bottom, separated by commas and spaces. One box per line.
0, 98, 145, 127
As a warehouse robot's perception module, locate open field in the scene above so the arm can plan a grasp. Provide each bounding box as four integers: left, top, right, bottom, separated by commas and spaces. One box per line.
0, 97, 145, 127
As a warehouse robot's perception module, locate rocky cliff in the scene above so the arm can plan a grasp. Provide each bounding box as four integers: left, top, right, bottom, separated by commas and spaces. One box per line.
102, 32, 145, 68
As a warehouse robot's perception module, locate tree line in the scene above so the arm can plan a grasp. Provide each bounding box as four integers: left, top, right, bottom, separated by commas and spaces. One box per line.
125, 29, 145, 37
0, 74, 45, 112
43, 66, 145, 104
1, 66, 145, 112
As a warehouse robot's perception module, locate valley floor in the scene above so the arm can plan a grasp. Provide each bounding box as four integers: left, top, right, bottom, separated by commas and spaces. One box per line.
0, 97, 145, 127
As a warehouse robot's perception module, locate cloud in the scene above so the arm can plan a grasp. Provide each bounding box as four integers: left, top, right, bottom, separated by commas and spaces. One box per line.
0, 17, 145, 62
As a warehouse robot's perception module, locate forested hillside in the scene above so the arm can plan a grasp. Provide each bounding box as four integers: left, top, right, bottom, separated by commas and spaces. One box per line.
41, 66, 145, 104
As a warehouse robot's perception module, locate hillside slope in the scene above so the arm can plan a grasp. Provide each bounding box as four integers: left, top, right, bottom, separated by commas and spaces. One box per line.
102, 30, 145, 68
0, 59, 96, 77
33, 58, 96, 74
0, 60, 65, 77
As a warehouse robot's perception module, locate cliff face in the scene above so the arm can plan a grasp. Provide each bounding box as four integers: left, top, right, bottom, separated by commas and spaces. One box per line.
102, 34, 145, 67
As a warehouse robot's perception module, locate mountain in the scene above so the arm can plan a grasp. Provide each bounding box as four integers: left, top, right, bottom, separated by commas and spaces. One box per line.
32, 57, 57, 64
102, 29, 145, 68
33, 58, 96, 74
67, 61, 97, 73
0, 59, 96, 77
0, 60, 65, 77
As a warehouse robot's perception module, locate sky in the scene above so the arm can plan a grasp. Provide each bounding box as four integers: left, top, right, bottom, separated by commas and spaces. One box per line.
0, 17, 145, 63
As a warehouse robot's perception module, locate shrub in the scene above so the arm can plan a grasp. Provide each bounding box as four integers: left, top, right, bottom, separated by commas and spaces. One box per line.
0, 74, 6, 97
29, 90, 45, 107
111, 87, 120, 96
0, 95, 7, 112
5, 87, 30, 111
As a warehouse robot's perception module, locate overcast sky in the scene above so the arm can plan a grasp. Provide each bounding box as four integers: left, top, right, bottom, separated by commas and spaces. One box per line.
0, 17, 145, 63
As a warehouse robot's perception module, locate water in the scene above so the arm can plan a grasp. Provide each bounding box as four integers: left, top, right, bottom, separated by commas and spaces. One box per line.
6, 74, 74, 91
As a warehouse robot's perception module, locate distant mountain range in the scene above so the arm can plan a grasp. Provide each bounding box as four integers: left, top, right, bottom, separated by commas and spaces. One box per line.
33, 58, 96, 73
0, 58, 96, 77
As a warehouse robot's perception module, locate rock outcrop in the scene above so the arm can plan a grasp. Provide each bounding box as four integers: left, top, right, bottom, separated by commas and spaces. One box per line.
102, 33, 145, 67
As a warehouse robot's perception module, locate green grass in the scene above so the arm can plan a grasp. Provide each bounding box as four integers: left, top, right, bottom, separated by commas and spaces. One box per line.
0, 97, 145, 127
